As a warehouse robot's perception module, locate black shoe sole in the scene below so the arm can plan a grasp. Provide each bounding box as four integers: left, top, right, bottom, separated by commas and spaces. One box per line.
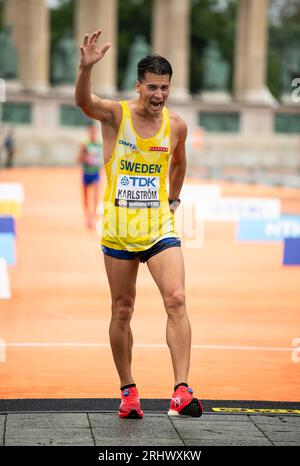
124, 410, 143, 419
179, 398, 203, 417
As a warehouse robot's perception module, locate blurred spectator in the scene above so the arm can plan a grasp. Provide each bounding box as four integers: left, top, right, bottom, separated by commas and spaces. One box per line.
77, 124, 103, 229
4, 127, 15, 168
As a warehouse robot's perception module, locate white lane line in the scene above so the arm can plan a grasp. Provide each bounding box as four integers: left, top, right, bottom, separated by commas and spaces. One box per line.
4, 342, 294, 352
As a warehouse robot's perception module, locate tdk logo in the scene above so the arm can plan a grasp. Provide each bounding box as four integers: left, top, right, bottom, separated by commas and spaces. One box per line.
119, 139, 137, 151
120, 176, 130, 186
129, 176, 157, 187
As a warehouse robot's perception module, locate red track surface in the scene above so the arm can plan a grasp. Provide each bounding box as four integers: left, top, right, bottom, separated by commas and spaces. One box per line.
0, 167, 299, 401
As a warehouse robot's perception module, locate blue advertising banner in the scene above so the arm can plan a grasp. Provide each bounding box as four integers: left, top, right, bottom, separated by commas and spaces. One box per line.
236, 216, 300, 241
0, 233, 16, 265
0, 216, 16, 235
283, 238, 300, 265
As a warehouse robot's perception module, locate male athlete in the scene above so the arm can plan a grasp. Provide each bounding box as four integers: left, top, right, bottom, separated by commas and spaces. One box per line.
75, 29, 203, 419
77, 124, 102, 228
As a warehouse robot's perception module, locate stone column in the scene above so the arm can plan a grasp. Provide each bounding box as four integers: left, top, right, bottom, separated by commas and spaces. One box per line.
152, 0, 191, 100
4, 0, 18, 27
76, 0, 117, 96
233, 0, 275, 104
4, 0, 49, 92
152, 0, 170, 58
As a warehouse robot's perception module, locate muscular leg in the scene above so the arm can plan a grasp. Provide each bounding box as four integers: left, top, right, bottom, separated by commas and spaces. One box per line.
103, 254, 140, 388
85, 183, 96, 228
147, 247, 191, 386
82, 184, 88, 219
90, 181, 100, 226
93, 181, 100, 218
82, 182, 93, 228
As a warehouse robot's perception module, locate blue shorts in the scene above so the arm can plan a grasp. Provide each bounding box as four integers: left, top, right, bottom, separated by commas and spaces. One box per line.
101, 237, 181, 263
83, 172, 100, 186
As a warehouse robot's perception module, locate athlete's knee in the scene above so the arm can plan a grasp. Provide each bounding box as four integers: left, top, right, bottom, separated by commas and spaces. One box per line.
112, 298, 134, 323
164, 290, 186, 315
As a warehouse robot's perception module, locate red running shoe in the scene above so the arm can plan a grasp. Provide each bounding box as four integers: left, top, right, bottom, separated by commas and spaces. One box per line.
119, 387, 144, 419
168, 385, 203, 417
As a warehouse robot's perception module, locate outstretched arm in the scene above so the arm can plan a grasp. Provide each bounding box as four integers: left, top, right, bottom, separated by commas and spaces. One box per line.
75, 29, 117, 123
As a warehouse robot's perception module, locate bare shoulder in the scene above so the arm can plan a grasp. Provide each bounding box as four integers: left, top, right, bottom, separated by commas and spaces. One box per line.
105, 98, 122, 113
107, 99, 123, 126
92, 97, 122, 128
169, 110, 188, 140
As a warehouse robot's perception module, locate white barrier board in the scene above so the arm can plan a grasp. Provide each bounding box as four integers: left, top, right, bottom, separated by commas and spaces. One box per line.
0, 183, 24, 202
0, 258, 11, 299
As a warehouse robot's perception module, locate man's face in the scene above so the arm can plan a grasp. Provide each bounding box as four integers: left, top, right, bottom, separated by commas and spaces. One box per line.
136, 72, 171, 115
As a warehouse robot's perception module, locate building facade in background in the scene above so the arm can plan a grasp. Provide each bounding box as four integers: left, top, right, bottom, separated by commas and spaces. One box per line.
0, 0, 299, 186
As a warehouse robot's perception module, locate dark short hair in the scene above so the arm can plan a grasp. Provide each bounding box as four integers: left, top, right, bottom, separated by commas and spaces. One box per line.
137, 54, 173, 82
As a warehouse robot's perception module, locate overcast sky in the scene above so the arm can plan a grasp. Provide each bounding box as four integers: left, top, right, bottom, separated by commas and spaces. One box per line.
46, 0, 60, 7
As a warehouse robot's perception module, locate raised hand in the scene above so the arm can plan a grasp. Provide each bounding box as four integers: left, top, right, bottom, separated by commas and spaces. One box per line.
80, 29, 111, 69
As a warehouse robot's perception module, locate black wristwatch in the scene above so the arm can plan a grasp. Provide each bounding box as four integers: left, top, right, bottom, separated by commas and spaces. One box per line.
168, 198, 181, 210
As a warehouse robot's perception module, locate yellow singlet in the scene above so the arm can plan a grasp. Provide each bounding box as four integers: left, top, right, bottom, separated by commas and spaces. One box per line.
101, 101, 178, 252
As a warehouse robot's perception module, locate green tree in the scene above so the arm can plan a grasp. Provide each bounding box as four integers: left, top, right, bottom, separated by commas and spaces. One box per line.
0, 0, 4, 30
118, 0, 152, 89
190, 0, 236, 94
268, 0, 300, 98
50, 0, 75, 84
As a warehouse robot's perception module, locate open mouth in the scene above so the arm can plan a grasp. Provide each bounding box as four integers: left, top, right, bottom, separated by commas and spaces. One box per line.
150, 101, 163, 111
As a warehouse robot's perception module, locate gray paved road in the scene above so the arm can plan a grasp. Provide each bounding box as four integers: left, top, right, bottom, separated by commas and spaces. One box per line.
1, 412, 299, 446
